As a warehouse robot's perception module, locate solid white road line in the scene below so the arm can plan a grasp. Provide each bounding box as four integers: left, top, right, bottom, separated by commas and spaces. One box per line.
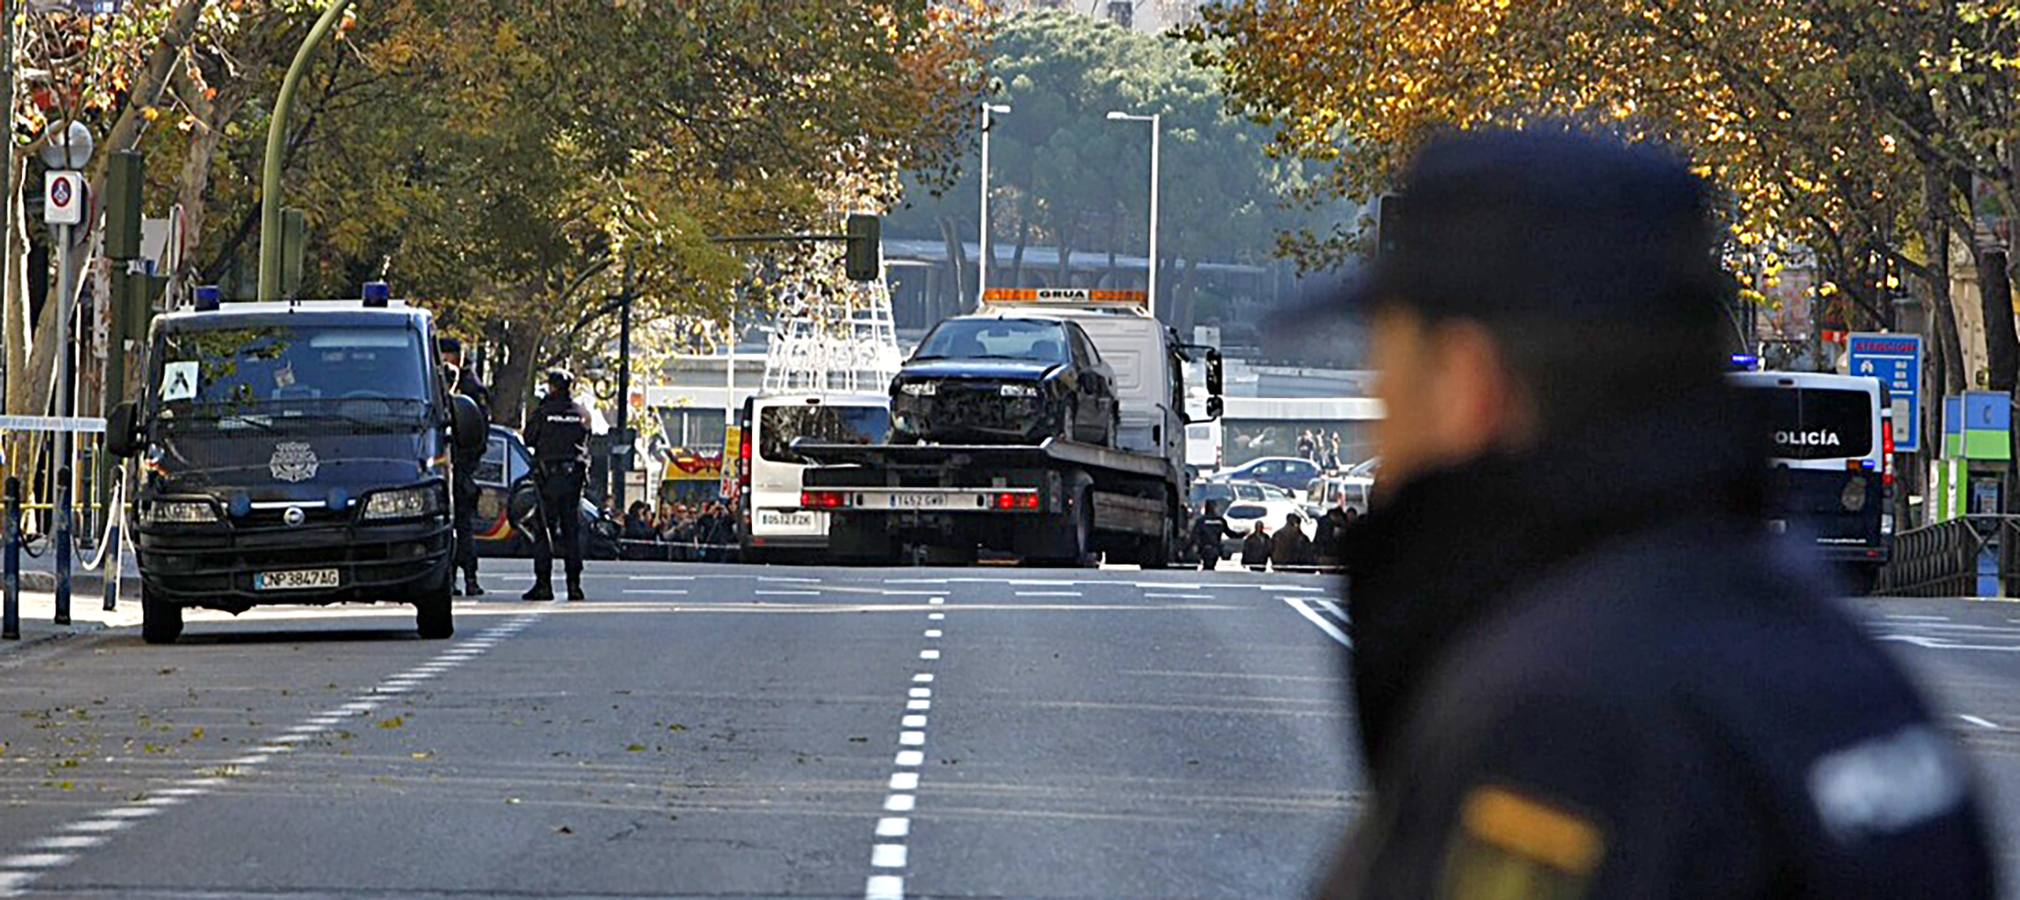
1282, 597, 1353, 648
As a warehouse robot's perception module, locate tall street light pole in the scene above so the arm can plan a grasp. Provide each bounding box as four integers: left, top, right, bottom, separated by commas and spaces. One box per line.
258, 0, 354, 301
1106, 111, 1161, 320
977, 102, 1010, 306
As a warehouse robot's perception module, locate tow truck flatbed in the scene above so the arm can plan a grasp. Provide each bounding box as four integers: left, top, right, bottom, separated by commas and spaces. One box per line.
791, 437, 1177, 482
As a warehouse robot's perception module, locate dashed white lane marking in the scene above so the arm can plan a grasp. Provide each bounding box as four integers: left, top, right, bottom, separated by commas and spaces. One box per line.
623, 589, 690, 596
1015, 590, 1082, 597
1143, 592, 1212, 599
1960, 714, 2000, 730
1282, 597, 1352, 649
627, 574, 696, 581
1886, 614, 1951, 621
24, 837, 99, 851
756, 589, 822, 597
863, 592, 944, 900
0, 609, 548, 898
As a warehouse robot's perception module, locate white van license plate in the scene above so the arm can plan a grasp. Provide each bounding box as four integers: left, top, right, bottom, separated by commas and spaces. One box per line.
758, 510, 817, 529
255, 568, 340, 591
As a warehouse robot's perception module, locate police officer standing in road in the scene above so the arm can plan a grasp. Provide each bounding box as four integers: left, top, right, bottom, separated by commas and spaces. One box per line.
1317, 129, 1993, 897
523, 369, 591, 602
441, 338, 490, 597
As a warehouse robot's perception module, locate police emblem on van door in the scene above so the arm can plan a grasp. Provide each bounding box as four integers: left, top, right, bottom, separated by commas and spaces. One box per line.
270, 442, 320, 483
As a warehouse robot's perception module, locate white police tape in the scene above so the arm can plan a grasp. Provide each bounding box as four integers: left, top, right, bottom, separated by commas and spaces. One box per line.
0, 416, 105, 433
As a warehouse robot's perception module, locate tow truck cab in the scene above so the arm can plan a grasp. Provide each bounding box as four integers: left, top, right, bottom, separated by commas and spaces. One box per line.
105, 295, 486, 644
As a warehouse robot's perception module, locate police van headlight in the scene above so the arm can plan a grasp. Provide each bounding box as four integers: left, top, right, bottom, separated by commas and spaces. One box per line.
142, 499, 219, 525
362, 484, 445, 521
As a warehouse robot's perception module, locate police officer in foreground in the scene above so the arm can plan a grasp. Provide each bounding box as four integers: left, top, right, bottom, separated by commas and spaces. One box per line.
1319, 129, 1993, 898
522, 369, 591, 602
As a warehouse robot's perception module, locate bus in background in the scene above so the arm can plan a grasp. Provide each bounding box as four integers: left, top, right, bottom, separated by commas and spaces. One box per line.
737, 394, 892, 563
1729, 371, 1893, 593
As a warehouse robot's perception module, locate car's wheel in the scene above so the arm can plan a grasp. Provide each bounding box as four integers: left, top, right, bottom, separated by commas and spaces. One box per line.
415, 567, 455, 639
140, 585, 182, 645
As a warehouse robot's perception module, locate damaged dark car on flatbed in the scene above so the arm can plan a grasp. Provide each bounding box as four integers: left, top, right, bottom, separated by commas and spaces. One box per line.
890, 315, 1119, 447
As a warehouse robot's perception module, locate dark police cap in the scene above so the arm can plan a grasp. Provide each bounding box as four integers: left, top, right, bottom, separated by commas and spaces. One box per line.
545, 368, 574, 390
1339, 128, 1725, 326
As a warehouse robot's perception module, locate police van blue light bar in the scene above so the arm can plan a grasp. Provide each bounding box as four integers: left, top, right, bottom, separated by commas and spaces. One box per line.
1729, 353, 1761, 371
193, 285, 222, 312
362, 281, 391, 308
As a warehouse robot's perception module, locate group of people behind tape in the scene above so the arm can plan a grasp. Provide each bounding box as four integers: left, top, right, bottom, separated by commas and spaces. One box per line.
617, 499, 738, 561
1193, 497, 1356, 573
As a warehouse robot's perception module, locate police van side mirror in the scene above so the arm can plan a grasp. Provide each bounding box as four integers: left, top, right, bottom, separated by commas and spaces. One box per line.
451, 395, 486, 457
106, 402, 140, 458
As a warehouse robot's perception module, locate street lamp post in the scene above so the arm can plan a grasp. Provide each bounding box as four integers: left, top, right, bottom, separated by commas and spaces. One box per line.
258, 0, 355, 301
1106, 111, 1161, 319
977, 102, 1010, 306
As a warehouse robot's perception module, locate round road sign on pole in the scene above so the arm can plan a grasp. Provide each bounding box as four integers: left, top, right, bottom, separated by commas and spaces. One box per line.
44, 171, 84, 226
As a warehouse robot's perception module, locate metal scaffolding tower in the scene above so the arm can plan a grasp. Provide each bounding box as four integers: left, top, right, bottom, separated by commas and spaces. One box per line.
761, 255, 902, 397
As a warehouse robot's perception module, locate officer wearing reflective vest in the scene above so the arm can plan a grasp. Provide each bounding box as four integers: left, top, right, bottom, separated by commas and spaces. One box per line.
522, 369, 591, 601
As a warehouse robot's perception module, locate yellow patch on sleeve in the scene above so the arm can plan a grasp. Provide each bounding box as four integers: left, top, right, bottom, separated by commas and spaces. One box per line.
1460, 785, 1605, 875
1439, 786, 1606, 900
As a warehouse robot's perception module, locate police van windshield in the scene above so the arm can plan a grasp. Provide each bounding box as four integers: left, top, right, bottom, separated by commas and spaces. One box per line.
154, 325, 431, 428
1761, 387, 1874, 460
759, 405, 891, 464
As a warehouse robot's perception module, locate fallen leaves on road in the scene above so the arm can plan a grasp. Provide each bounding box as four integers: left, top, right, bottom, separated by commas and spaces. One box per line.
410, 751, 434, 761
377, 715, 405, 730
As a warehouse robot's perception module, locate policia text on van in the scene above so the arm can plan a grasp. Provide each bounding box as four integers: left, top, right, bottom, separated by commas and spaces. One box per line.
105, 288, 487, 644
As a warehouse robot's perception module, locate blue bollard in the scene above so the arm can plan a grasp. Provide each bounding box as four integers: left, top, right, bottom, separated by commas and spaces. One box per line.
54, 467, 70, 626
3, 477, 17, 640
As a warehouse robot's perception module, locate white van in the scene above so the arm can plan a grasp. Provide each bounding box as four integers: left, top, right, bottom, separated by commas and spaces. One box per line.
1727, 371, 1892, 589
737, 393, 891, 561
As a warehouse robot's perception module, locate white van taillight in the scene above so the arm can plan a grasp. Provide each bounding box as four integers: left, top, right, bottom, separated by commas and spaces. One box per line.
1881, 420, 1895, 488
739, 428, 752, 494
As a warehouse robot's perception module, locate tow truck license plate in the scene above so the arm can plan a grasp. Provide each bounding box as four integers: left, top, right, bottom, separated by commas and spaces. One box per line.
255, 568, 341, 591
865, 492, 954, 509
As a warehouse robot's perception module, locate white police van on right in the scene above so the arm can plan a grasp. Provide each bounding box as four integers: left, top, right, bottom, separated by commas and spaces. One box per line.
1728, 370, 1893, 592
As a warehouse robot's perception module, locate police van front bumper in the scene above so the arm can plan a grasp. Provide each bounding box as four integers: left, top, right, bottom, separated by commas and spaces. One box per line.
135, 513, 452, 609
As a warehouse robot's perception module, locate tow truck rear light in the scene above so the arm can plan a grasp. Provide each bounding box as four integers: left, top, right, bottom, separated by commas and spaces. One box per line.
801, 490, 846, 510
993, 492, 1040, 511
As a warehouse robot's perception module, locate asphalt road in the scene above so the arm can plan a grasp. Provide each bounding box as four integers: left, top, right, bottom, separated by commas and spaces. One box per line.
0, 560, 1359, 899
8, 561, 2020, 898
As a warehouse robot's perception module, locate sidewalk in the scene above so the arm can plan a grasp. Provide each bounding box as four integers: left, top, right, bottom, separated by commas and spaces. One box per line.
0, 582, 141, 654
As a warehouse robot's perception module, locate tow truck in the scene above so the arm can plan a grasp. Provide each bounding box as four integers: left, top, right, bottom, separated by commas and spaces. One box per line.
795, 289, 1222, 567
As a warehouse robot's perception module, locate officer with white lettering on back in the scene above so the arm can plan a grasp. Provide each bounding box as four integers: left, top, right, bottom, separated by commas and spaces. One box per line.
522, 369, 592, 602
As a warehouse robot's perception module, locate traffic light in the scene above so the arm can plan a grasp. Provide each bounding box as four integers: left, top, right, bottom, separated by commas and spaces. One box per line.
845, 213, 881, 282
105, 150, 143, 260
1374, 193, 1406, 260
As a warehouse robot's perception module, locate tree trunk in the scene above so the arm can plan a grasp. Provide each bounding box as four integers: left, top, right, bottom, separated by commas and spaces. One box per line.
936, 215, 968, 313
1925, 161, 1966, 396
1010, 218, 1029, 288
172, 80, 252, 271
3, 153, 24, 415
489, 299, 545, 429
1979, 239, 2017, 393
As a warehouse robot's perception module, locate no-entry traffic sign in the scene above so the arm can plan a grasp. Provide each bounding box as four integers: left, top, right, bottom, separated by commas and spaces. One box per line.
44, 170, 83, 226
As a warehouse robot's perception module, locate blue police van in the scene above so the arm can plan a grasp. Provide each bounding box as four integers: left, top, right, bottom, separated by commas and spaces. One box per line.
105, 287, 487, 643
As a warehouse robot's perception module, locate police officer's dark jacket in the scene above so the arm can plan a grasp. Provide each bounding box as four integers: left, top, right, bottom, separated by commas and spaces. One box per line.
525, 392, 591, 467
1324, 389, 1993, 898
